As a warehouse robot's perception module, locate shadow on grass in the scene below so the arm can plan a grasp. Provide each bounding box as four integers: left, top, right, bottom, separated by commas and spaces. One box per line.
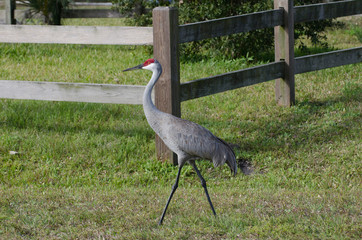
0, 100, 154, 139
234, 83, 361, 157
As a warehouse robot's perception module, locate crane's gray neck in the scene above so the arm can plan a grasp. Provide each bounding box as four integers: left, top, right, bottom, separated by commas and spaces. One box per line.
143, 64, 163, 119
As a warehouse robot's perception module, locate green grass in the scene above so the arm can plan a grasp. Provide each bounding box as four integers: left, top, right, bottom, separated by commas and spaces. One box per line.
0, 17, 361, 239
343, 16, 362, 43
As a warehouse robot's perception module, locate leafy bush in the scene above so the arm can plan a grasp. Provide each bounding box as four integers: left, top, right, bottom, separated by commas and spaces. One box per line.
114, 0, 172, 26
293, 0, 335, 50
178, 0, 272, 60
117, 0, 337, 60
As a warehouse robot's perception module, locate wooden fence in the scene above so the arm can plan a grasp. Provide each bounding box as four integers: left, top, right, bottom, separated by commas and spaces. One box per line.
1, 0, 361, 163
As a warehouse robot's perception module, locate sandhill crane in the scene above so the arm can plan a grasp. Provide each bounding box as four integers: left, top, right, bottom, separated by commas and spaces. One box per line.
123, 58, 237, 225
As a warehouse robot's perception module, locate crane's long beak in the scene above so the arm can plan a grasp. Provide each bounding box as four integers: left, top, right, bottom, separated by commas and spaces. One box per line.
123, 63, 143, 72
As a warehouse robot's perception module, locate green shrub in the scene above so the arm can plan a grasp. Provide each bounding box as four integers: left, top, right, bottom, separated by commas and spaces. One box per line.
115, 0, 337, 60
294, 0, 335, 51
178, 0, 272, 60
114, 0, 172, 26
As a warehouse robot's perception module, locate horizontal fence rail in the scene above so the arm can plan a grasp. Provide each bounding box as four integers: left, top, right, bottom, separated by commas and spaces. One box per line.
179, 0, 362, 43
180, 62, 284, 101
0, 25, 153, 45
0, 80, 150, 105
2, 48, 359, 104
181, 46, 362, 102
294, 0, 362, 23
2, 1, 360, 45
179, 9, 283, 43
295, 47, 362, 74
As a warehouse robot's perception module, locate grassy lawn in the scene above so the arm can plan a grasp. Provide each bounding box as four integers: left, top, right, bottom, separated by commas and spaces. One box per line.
0, 17, 361, 239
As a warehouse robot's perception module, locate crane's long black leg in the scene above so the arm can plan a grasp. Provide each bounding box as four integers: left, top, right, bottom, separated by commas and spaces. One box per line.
189, 161, 216, 216
158, 166, 183, 225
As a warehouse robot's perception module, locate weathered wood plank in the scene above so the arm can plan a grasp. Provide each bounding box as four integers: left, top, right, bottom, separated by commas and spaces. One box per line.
295, 47, 362, 74
180, 62, 284, 102
0, 80, 149, 105
62, 9, 122, 18
179, 9, 283, 43
274, 0, 295, 106
0, 25, 153, 45
294, 0, 362, 23
153, 7, 180, 163
180, 47, 362, 102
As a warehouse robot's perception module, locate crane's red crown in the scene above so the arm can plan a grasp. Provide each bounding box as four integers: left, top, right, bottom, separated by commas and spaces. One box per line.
123, 59, 158, 72
143, 59, 155, 67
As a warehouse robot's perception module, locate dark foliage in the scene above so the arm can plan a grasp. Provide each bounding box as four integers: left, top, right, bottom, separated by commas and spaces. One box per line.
117, 1, 338, 60
114, 0, 172, 26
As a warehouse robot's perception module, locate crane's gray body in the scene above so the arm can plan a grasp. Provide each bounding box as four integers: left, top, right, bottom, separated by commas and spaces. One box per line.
124, 58, 236, 225
143, 62, 237, 173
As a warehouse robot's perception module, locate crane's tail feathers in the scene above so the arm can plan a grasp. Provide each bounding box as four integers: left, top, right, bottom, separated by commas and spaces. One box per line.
213, 138, 237, 176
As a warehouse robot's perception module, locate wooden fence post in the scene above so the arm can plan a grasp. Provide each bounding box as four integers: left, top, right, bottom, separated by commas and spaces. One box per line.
152, 7, 181, 165
5, 0, 16, 24
274, 0, 295, 106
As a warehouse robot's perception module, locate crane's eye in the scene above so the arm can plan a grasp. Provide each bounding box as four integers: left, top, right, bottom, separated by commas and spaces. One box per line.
143, 59, 155, 67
